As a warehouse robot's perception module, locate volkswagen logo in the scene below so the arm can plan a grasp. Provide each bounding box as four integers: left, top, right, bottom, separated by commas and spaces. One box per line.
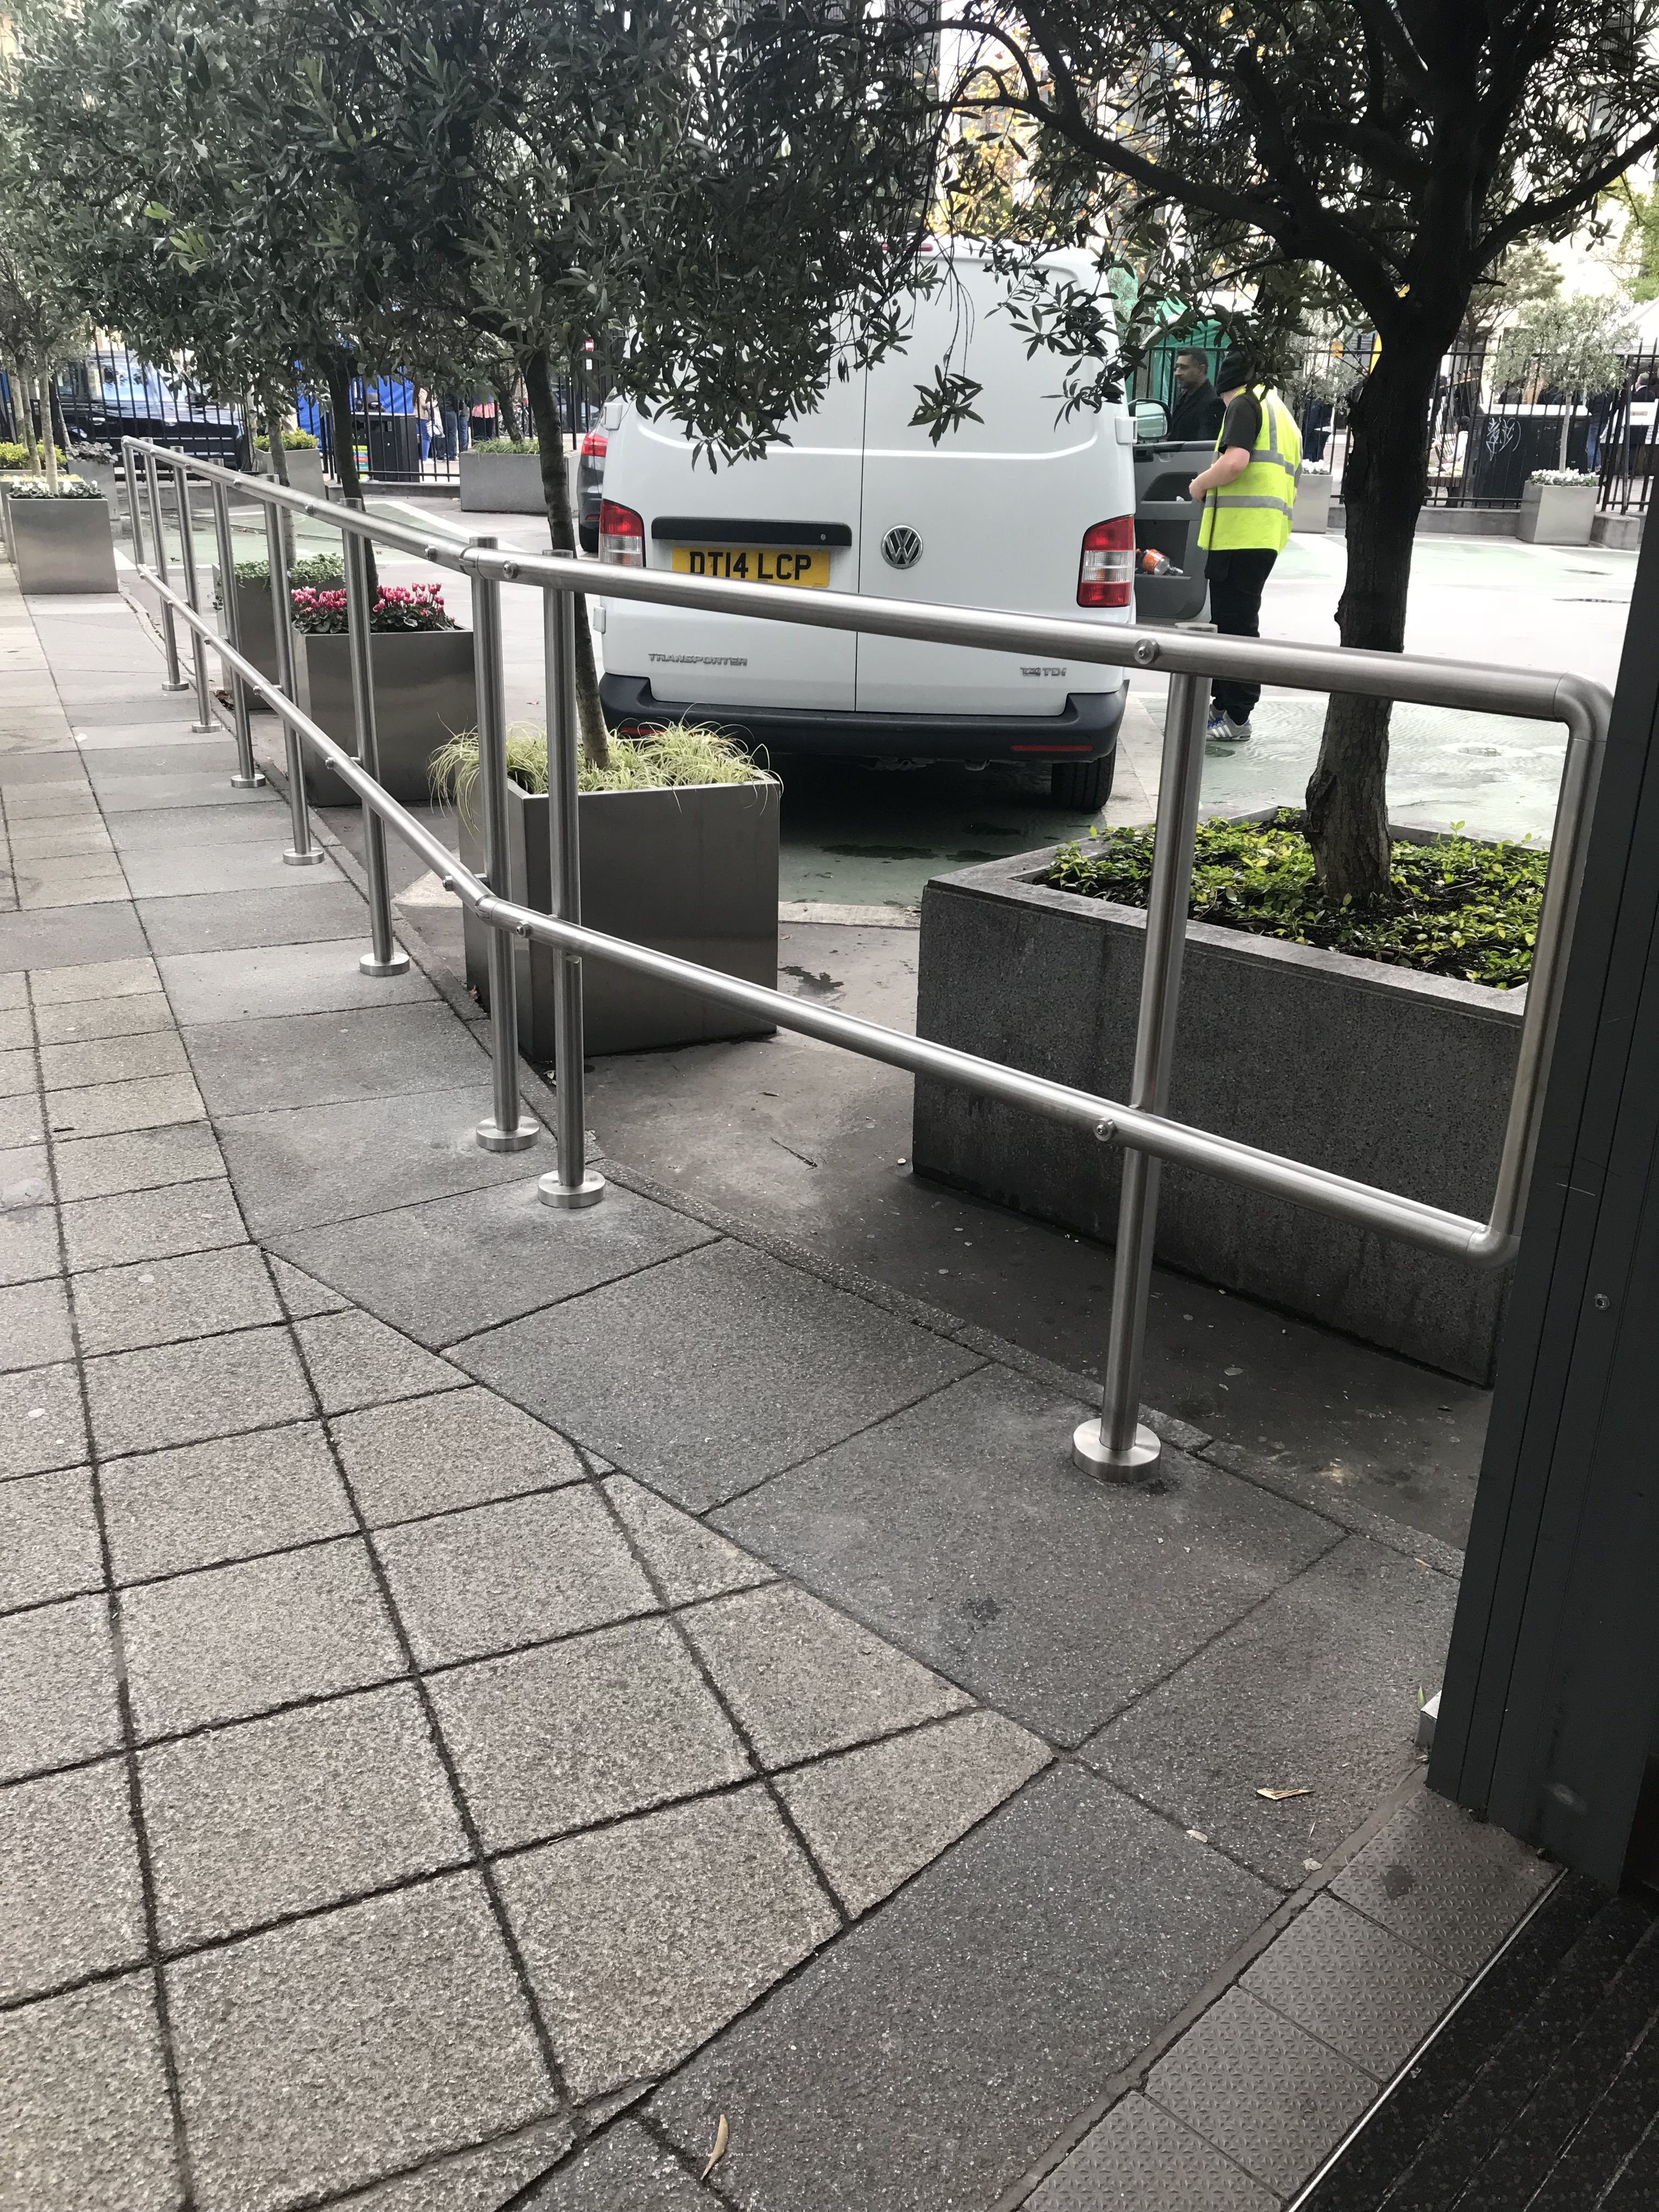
881, 526, 923, 570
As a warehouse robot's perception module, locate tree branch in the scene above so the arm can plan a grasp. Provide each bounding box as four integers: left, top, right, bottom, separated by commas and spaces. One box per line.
1480, 117, 1659, 263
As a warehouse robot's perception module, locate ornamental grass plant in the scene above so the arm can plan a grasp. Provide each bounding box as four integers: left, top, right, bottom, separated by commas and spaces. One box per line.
430, 721, 767, 821
1046, 810, 1547, 989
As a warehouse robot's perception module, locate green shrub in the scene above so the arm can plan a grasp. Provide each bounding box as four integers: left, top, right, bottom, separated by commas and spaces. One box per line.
282, 428, 319, 449
216, 551, 344, 607
0, 442, 67, 467
470, 436, 540, 455
430, 721, 769, 819
1045, 810, 1548, 989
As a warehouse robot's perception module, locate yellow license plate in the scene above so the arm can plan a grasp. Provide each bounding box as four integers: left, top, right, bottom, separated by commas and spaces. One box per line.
671, 545, 831, 588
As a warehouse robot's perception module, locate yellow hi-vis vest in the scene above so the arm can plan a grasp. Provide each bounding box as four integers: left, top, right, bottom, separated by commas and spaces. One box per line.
1198, 386, 1302, 555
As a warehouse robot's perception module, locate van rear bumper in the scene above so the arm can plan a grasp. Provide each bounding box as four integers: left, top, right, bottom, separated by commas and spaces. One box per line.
598, 677, 1126, 763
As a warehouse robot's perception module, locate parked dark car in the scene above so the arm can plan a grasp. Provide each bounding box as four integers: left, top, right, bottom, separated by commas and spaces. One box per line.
576, 430, 607, 553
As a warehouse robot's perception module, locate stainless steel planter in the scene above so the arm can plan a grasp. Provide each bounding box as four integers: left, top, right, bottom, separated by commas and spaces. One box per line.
459, 452, 546, 514
293, 628, 477, 805
5, 496, 119, 594
461, 775, 781, 1057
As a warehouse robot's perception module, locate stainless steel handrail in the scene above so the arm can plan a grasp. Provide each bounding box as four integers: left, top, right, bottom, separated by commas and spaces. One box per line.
120, 436, 1611, 1477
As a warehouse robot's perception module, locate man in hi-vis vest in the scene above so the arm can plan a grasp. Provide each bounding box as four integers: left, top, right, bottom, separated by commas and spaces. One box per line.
1187, 350, 1302, 744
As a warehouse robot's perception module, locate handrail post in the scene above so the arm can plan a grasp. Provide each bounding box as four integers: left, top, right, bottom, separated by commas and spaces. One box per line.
1074, 667, 1212, 1480
146, 452, 190, 692
123, 438, 145, 567
469, 539, 537, 1152
172, 458, 216, 732
539, 584, 605, 1207
342, 528, 410, 976
264, 495, 323, 866
210, 478, 265, 788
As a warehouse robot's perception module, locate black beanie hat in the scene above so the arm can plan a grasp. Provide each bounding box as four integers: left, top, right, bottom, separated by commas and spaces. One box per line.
1217, 350, 1251, 391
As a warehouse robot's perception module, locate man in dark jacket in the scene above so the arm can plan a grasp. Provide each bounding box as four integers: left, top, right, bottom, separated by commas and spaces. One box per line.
1167, 349, 1226, 442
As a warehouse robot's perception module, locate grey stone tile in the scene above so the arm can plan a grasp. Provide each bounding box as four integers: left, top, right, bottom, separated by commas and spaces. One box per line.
0, 1007, 31, 1048
86, 1325, 314, 1457
60, 1177, 247, 1272
137, 883, 375, 960
184, 1002, 489, 1120
1330, 1786, 1555, 1977
346, 2122, 578, 2212
680, 1582, 970, 1769
87, 765, 278, 814
0, 1594, 121, 1781
32, 991, 172, 1045
0, 1043, 36, 1096
108, 804, 289, 853
377, 1487, 657, 1669
1146, 1989, 1374, 2196
1086, 1538, 1457, 1889
120, 1538, 404, 1739
452, 1242, 981, 1513
714, 1366, 1335, 1747
268, 1255, 348, 1317
5, 816, 114, 862
0, 1975, 182, 2211
0, 1760, 146, 2001
0, 1466, 101, 1613
1242, 1893, 1461, 2080
43, 1071, 206, 1142
16, 856, 130, 910
30, 955, 160, 1005
602, 1476, 774, 1606
167, 1876, 556, 2212
280, 1177, 714, 1353
295, 1308, 466, 1415
0, 902, 148, 976
432, 1616, 751, 1852
70, 1245, 280, 1357
1029, 2094, 1277, 2212
0, 784, 98, 824
647, 1769, 1276, 2212
119, 839, 338, 900
0, 1361, 89, 1478
775, 1711, 1051, 1918
142, 1681, 468, 1948
53, 1117, 225, 1203
39, 1028, 188, 1091
0, 1200, 59, 1287
0, 972, 25, 1011
500, 1785, 836, 2099
159, 937, 436, 1025
511, 2123, 709, 2211
332, 1385, 584, 1526
219, 1086, 546, 1239
0, 1089, 44, 1147
0, 1276, 74, 1372
102, 1423, 354, 1583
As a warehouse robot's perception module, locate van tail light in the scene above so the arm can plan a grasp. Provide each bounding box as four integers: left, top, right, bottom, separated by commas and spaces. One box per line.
1078, 517, 1135, 607
599, 498, 645, 567
580, 430, 608, 459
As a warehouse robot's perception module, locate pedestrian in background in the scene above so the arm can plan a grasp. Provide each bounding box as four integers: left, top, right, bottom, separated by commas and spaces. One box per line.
1166, 348, 1226, 443
1187, 350, 1302, 744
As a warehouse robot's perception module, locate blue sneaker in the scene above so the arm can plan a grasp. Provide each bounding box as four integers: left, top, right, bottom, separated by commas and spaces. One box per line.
1206, 711, 1252, 744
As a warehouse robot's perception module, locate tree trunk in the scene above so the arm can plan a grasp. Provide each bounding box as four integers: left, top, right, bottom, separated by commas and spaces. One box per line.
493, 373, 522, 442
258, 381, 297, 564
13, 362, 42, 472
37, 376, 59, 492
522, 346, 609, 770
321, 348, 376, 595
1304, 338, 1440, 905
48, 377, 71, 462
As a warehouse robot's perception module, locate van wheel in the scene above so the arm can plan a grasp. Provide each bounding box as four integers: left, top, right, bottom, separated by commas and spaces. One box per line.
1051, 754, 1115, 810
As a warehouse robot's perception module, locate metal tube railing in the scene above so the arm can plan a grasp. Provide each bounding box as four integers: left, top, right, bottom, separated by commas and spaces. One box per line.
170, 457, 215, 730
539, 582, 606, 1208
118, 435, 1612, 1479
262, 498, 323, 866
210, 477, 264, 789
341, 529, 409, 978
469, 538, 537, 1153
142, 451, 190, 693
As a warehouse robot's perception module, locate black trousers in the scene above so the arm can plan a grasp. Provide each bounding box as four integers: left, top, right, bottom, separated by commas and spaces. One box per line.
1205, 548, 1278, 720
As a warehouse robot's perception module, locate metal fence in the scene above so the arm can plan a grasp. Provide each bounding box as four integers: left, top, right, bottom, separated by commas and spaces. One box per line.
119, 433, 1609, 1479
57, 344, 247, 465
299, 365, 600, 486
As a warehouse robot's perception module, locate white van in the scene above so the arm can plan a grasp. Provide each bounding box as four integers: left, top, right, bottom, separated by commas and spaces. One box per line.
594, 247, 1138, 807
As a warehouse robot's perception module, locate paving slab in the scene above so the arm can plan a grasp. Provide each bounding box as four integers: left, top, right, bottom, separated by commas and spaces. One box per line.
514, 2123, 709, 2212
1330, 1786, 1555, 1977
5, 816, 116, 862
106, 805, 291, 853
53, 1117, 226, 1203
166, 1875, 557, 2212
0, 1593, 122, 1781
0, 1276, 75, 1370
39, 1028, 189, 1090
33, 991, 174, 1045
15, 855, 131, 910
276, 1176, 715, 1351
0, 1090, 44, 1146
452, 1240, 981, 1512
267, 1254, 348, 1317
43, 1071, 206, 1142
433, 1615, 752, 1851
0, 901, 148, 974
183, 1002, 488, 1118
0, 1466, 102, 1613
500, 1784, 837, 2100
602, 1475, 775, 1606
30, 955, 160, 1005
0, 1042, 37, 1095
345, 2121, 579, 2212
0, 1974, 182, 2212
0, 1758, 148, 2002
85, 1324, 315, 1457
715, 1365, 1338, 1747
0, 1201, 60, 1287
330, 1385, 585, 1526
140, 1681, 468, 1948
83, 765, 277, 813
1240, 1892, 1462, 2080
119, 1538, 404, 1739
0, 1006, 32, 1048
158, 938, 436, 1026
375, 1485, 658, 1669
137, 882, 372, 958
0, 1360, 90, 1478
647, 1768, 1276, 2212
294, 1307, 466, 1415
101, 1423, 354, 1584
119, 839, 345, 901
60, 1176, 247, 1272
71, 1244, 281, 1356
1085, 1537, 1457, 1888
1029, 2094, 1277, 2212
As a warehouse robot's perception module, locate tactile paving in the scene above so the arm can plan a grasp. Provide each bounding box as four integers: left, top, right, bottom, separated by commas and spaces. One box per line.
1331, 1789, 1555, 1977
1243, 1893, 1463, 2079
1030, 2094, 1277, 2211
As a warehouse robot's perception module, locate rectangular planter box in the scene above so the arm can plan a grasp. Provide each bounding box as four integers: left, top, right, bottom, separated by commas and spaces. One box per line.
911, 846, 1524, 1383
281, 449, 327, 500
294, 628, 477, 806
1291, 472, 1332, 532
5, 496, 119, 593
459, 452, 546, 514
461, 775, 780, 1058
1519, 481, 1596, 545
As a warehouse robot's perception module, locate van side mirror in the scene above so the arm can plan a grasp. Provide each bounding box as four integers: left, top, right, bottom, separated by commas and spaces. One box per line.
1133, 402, 1169, 441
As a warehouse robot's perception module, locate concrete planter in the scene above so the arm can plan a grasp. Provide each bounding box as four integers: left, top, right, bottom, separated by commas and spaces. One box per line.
210, 580, 282, 690
293, 628, 477, 806
283, 449, 327, 500
911, 845, 1525, 1383
461, 775, 780, 1058
459, 451, 546, 514
1519, 481, 1596, 546
4, 495, 119, 594
1291, 471, 1332, 533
